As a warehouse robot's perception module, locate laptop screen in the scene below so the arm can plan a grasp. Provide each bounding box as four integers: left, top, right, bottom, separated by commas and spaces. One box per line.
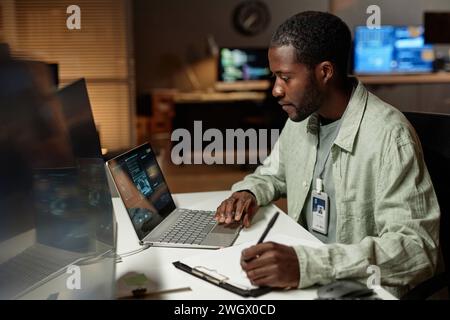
107, 143, 176, 240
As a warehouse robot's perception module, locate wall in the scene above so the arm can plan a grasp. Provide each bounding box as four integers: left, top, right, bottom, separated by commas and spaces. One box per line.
133, 0, 328, 92
134, 0, 450, 113
332, 0, 450, 30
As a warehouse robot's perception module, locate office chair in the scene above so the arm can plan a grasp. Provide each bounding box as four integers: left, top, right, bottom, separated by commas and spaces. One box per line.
401, 112, 450, 300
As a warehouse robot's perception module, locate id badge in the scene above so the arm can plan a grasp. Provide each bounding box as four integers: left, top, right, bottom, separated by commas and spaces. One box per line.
311, 190, 329, 235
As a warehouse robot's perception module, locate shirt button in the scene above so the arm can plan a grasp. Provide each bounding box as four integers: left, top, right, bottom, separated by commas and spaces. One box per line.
302, 181, 308, 188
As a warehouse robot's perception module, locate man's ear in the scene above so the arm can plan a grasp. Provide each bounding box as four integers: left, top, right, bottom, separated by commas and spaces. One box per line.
315, 61, 334, 86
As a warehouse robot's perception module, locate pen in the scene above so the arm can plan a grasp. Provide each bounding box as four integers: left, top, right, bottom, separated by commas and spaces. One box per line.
243, 211, 280, 263
256, 211, 279, 244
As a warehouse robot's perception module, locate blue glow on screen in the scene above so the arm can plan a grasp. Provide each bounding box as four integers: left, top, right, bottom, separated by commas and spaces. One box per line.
354, 26, 434, 74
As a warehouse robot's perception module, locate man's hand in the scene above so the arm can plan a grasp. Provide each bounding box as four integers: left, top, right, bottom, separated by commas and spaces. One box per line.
215, 191, 259, 228
240, 242, 300, 288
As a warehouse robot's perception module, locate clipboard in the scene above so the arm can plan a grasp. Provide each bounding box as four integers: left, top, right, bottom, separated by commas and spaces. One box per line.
173, 261, 272, 297
172, 234, 324, 298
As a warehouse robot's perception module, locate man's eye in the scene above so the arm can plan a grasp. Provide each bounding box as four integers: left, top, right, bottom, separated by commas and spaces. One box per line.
281, 76, 289, 82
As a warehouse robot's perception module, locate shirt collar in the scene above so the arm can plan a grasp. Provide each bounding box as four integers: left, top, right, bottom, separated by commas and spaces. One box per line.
307, 80, 368, 153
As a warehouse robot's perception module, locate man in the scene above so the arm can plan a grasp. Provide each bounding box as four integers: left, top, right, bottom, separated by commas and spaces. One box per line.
214, 11, 440, 298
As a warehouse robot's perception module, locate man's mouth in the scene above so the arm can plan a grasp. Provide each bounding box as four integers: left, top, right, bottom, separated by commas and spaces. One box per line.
280, 103, 295, 112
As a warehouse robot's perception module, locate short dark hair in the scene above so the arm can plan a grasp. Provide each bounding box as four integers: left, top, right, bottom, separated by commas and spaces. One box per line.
270, 11, 351, 77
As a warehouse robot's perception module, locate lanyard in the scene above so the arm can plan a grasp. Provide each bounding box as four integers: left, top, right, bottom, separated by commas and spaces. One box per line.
315, 119, 342, 193
314, 86, 355, 193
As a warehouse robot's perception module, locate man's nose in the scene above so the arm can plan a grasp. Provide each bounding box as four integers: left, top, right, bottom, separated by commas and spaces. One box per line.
272, 81, 284, 98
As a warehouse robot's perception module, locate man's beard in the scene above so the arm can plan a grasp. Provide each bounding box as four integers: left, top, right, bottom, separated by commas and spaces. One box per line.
290, 75, 324, 122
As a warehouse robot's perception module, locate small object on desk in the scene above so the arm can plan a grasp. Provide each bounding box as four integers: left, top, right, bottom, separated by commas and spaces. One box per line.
132, 287, 147, 298
123, 273, 149, 287
116, 272, 156, 299
116, 272, 191, 299
316, 280, 380, 300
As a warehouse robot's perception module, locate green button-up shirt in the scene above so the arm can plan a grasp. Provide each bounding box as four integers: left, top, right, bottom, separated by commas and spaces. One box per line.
231, 81, 440, 298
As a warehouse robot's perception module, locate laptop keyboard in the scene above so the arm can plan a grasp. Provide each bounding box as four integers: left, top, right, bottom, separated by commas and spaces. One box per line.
157, 209, 217, 245
0, 244, 84, 299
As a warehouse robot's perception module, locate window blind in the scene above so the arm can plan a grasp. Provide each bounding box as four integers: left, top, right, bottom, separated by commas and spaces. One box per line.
1, 0, 135, 151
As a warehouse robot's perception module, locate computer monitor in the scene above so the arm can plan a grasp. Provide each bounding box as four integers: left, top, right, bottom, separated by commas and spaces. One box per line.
0, 62, 115, 299
57, 79, 102, 158
218, 47, 271, 82
354, 26, 434, 74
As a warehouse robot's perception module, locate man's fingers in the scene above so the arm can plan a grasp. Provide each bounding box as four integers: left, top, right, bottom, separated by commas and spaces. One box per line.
215, 198, 232, 223
234, 198, 250, 221
243, 212, 252, 228
215, 192, 257, 225
241, 242, 277, 261
245, 264, 278, 283
250, 274, 278, 287
234, 199, 245, 221
214, 203, 225, 222
240, 243, 299, 289
240, 252, 275, 271
224, 197, 236, 224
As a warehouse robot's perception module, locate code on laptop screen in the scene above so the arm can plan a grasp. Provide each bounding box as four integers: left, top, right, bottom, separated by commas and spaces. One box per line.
108, 144, 176, 240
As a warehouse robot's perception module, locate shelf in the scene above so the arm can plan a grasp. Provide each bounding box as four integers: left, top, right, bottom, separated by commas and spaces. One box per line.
173, 91, 266, 103
214, 80, 271, 91
358, 72, 450, 84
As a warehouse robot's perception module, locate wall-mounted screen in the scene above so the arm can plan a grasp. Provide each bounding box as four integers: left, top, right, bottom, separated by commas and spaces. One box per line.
354, 26, 434, 74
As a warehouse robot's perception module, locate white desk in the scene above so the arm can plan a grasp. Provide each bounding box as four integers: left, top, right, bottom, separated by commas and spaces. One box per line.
114, 191, 396, 300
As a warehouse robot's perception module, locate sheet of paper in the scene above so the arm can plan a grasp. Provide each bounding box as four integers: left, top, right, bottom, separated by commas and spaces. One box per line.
179, 234, 324, 290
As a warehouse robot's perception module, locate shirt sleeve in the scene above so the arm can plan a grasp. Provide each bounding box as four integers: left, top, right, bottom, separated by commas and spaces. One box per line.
231, 125, 287, 206
293, 126, 440, 293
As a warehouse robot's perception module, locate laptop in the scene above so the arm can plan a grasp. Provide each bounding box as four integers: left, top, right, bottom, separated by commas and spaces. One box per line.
0, 163, 113, 299
106, 143, 241, 249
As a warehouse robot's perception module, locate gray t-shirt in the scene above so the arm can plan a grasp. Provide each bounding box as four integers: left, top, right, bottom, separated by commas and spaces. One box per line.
300, 118, 341, 243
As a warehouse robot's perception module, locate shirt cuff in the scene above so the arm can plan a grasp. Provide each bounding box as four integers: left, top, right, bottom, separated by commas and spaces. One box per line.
293, 245, 335, 288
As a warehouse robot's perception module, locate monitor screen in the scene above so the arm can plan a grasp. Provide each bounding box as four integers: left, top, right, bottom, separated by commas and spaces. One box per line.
354, 26, 434, 74
107, 143, 176, 240
218, 47, 271, 82
57, 79, 102, 158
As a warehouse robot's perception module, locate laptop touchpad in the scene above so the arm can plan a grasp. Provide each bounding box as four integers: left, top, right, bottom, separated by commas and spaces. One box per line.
210, 222, 241, 234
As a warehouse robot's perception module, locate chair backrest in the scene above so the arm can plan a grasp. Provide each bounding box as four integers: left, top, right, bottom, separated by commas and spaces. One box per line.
403, 112, 450, 276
